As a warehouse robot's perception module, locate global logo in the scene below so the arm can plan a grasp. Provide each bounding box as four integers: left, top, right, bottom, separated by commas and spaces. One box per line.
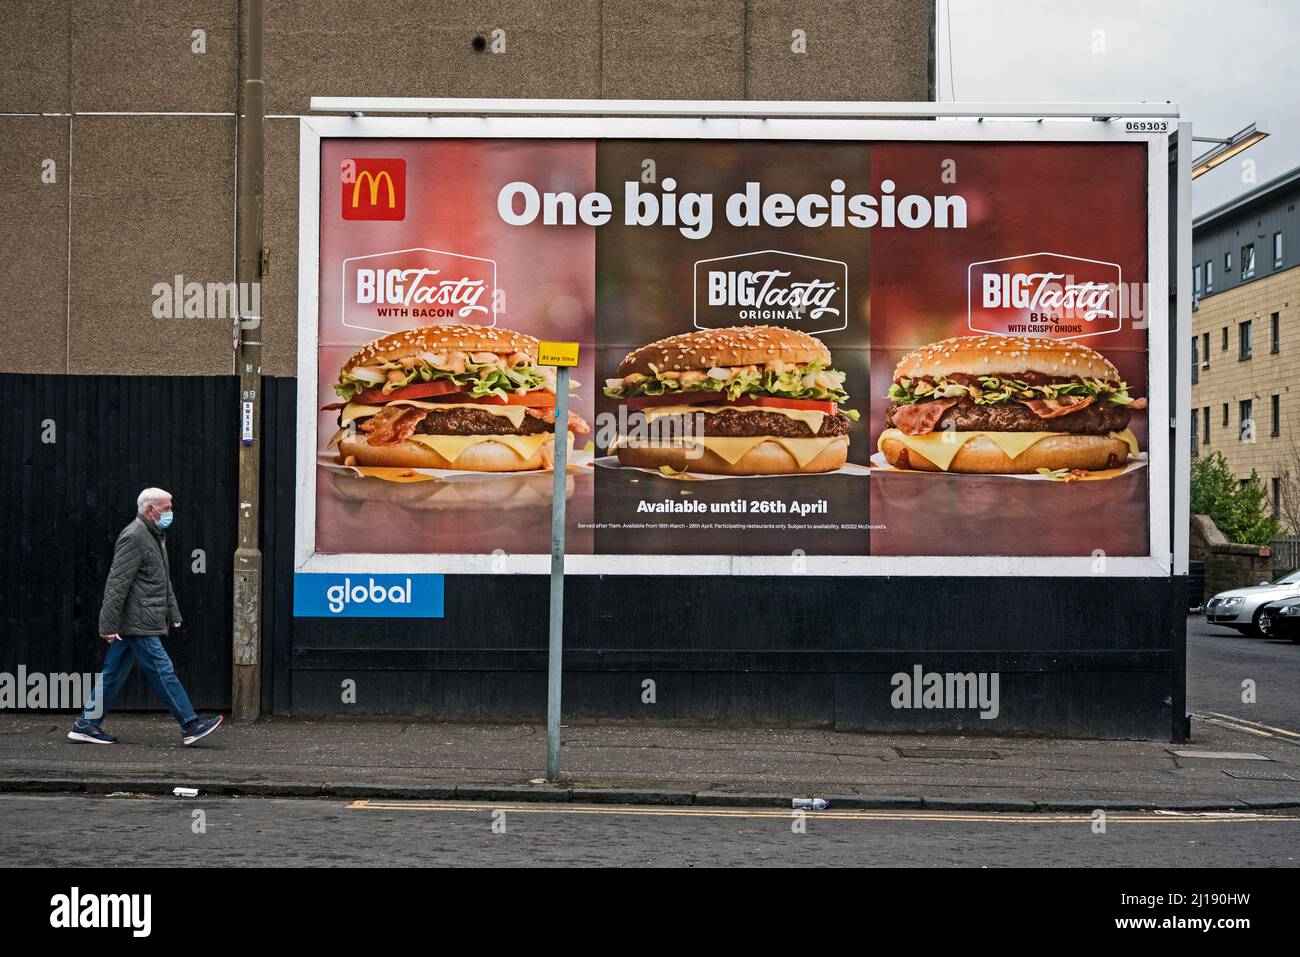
968, 251, 1122, 340
293, 573, 444, 619
694, 249, 848, 336
325, 577, 413, 614
341, 247, 497, 335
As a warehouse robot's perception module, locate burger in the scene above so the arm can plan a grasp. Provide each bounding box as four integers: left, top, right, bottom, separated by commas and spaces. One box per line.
602, 325, 857, 475
878, 334, 1147, 474
325, 323, 588, 472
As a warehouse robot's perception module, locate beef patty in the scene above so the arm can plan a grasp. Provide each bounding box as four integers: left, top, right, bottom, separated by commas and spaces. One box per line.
638, 409, 852, 439
885, 398, 1130, 434
412, 408, 553, 436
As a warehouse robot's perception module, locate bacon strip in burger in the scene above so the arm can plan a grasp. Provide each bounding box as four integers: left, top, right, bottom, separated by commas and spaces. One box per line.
878, 335, 1145, 474
324, 323, 587, 473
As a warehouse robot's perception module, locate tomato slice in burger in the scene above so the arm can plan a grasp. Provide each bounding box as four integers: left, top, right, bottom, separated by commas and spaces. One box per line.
353, 380, 461, 404
469, 392, 557, 408
354, 380, 558, 408
728, 396, 837, 414
625, 393, 836, 415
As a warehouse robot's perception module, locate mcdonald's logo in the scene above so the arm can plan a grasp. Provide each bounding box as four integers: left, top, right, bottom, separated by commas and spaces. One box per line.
342, 158, 406, 221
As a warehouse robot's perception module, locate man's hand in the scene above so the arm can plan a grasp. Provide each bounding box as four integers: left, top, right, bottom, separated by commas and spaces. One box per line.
100, 633, 120, 643
172, 621, 182, 629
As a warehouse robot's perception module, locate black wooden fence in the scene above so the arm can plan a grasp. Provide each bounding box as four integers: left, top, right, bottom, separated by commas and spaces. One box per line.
0, 374, 237, 712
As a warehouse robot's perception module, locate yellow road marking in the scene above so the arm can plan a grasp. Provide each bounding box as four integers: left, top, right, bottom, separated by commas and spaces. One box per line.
345, 800, 1295, 825
1201, 711, 1300, 739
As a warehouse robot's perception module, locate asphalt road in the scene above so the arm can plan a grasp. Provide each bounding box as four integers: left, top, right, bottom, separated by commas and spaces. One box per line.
0, 794, 1296, 867
1188, 615, 1300, 733
1, 618, 1294, 869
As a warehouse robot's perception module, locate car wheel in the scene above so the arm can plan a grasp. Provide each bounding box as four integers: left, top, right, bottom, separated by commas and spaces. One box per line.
1250, 607, 1268, 637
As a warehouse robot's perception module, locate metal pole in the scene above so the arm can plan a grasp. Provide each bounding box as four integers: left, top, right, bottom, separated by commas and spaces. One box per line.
232, 0, 265, 721
546, 365, 569, 779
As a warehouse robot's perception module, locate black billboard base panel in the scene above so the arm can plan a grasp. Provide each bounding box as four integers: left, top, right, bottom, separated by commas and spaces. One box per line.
287, 572, 1188, 741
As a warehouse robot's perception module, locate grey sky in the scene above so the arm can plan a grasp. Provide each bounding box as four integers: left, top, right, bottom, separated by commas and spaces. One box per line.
941, 0, 1300, 214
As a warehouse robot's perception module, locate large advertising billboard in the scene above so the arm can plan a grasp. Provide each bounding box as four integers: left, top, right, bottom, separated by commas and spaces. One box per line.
296, 118, 1169, 577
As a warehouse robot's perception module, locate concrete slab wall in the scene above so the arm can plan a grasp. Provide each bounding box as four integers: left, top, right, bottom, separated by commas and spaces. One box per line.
0, 1, 934, 377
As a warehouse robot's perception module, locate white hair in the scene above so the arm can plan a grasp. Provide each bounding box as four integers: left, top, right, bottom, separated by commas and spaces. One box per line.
137, 487, 172, 514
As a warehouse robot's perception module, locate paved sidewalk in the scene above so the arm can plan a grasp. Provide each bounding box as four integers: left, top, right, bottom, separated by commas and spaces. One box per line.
2, 714, 1299, 810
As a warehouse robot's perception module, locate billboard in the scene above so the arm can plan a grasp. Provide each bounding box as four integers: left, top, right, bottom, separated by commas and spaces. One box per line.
296, 117, 1170, 577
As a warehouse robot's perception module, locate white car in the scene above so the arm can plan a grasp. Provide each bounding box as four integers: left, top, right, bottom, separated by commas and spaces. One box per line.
1205, 571, 1300, 635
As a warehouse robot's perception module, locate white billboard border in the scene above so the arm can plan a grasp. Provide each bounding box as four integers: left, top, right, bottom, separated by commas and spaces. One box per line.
297, 114, 1174, 578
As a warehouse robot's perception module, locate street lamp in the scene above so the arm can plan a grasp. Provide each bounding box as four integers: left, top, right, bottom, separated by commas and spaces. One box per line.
1192, 122, 1270, 179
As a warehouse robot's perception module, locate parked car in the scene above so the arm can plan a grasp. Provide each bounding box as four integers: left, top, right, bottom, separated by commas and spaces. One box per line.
1205, 570, 1300, 636
1256, 596, 1300, 642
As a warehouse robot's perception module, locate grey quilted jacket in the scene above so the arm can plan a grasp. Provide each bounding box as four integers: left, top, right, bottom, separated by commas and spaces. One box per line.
98, 517, 181, 636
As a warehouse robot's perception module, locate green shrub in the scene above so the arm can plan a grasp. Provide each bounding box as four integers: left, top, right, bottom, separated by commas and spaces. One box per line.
1191, 451, 1280, 545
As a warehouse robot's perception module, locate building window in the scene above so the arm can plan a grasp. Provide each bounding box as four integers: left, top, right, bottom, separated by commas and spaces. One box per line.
1222, 326, 1228, 351
1225, 250, 1232, 271
1276, 232, 1284, 268
1273, 394, 1281, 437
1203, 331, 1210, 367
1192, 336, 1199, 383
1223, 403, 1229, 427
1240, 399, 1254, 442
1242, 243, 1255, 280
1239, 319, 1252, 360
1274, 477, 1282, 518
1207, 261, 1215, 292
1272, 312, 1280, 354
1194, 264, 1202, 295
1191, 408, 1199, 454
1203, 406, 1210, 444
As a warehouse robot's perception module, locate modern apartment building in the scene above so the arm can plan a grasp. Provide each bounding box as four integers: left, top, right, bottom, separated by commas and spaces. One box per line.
1190, 165, 1300, 527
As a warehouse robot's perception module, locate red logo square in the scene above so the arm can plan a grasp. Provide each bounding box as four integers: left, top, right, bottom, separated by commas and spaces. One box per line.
342, 158, 406, 221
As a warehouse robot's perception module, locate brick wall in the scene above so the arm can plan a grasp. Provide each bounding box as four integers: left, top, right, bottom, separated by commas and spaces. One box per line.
1190, 514, 1273, 596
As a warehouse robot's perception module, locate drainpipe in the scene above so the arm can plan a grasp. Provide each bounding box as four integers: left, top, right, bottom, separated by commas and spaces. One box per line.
233, 0, 265, 721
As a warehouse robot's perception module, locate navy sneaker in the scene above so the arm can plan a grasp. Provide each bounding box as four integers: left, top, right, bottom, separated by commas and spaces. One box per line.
68, 721, 117, 745
181, 715, 223, 746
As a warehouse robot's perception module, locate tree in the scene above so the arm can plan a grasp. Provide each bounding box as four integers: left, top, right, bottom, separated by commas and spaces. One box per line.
1274, 434, 1300, 536
1191, 451, 1281, 545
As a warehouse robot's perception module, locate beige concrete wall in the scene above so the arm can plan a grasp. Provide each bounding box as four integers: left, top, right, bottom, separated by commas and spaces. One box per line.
1190, 265, 1300, 500
1, 1, 933, 377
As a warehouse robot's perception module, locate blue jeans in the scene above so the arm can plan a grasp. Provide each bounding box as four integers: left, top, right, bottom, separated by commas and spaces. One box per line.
79, 635, 197, 729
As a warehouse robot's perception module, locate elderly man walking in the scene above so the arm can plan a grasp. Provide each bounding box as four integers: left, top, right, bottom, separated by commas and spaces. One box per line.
68, 488, 223, 746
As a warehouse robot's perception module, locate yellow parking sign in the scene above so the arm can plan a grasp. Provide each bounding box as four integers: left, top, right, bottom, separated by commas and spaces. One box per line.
538, 341, 580, 367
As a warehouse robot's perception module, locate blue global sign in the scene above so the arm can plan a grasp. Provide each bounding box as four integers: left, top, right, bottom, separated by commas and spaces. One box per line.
293, 574, 444, 618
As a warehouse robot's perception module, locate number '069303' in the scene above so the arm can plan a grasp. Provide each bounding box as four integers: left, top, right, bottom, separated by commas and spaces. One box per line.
1125, 121, 1168, 133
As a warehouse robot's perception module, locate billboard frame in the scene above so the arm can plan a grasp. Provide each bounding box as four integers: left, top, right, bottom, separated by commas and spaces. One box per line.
296, 111, 1179, 578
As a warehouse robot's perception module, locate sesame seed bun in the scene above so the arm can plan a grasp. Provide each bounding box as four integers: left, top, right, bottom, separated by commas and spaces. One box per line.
893, 335, 1120, 382
342, 324, 539, 375
616, 326, 831, 376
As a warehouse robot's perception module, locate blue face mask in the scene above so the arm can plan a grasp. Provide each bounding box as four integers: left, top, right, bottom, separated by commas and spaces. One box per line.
157, 510, 174, 530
